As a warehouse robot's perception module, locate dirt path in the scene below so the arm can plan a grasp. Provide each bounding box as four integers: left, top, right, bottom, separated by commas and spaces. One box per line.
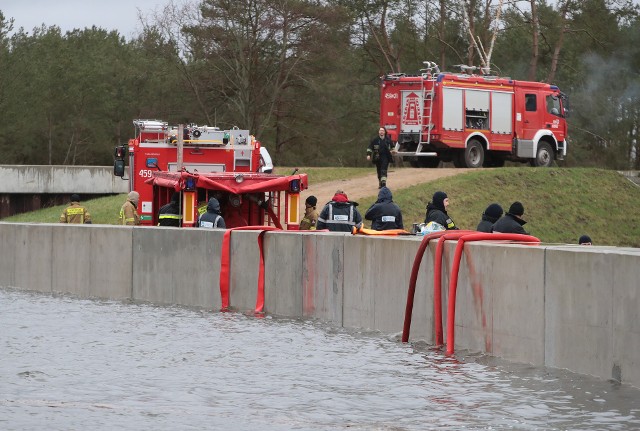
300, 167, 471, 207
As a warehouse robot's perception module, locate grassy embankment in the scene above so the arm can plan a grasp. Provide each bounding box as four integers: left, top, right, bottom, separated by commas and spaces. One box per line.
4, 167, 639, 247
359, 168, 640, 247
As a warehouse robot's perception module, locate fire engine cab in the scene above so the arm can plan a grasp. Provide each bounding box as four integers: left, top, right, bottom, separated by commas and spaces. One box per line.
114, 119, 307, 229
380, 62, 568, 168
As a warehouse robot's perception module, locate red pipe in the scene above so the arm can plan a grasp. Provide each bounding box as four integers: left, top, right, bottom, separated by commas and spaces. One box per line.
445, 233, 540, 355
433, 231, 476, 346
219, 226, 281, 312
402, 231, 448, 342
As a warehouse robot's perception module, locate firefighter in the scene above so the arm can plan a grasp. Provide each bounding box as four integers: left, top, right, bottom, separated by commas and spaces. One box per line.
59, 194, 92, 224
492, 201, 528, 235
120, 191, 140, 226
424, 191, 458, 230
476, 203, 503, 233
317, 190, 363, 232
364, 186, 403, 231
367, 126, 395, 189
299, 195, 319, 230
197, 197, 226, 229
158, 192, 182, 227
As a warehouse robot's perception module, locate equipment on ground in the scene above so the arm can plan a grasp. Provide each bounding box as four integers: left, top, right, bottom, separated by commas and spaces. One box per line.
113, 119, 307, 229
380, 61, 569, 168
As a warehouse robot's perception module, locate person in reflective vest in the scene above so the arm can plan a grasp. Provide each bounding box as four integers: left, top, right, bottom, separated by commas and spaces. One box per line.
120, 191, 140, 226
158, 192, 182, 227
364, 186, 403, 231
59, 194, 91, 224
316, 190, 363, 232
197, 197, 226, 229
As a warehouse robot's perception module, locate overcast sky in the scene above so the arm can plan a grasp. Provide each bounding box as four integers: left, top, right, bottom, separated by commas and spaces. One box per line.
1, 0, 182, 39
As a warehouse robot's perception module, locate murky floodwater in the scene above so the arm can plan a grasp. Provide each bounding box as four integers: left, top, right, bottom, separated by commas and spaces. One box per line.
1, 288, 639, 430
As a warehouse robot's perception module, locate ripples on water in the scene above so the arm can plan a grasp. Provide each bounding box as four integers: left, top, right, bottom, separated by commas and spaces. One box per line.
1, 288, 639, 431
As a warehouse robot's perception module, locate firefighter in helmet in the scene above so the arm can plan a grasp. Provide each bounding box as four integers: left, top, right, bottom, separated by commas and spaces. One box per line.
299, 195, 319, 230
59, 194, 92, 224
367, 126, 395, 189
158, 192, 182, 227
120, 191, 140, 226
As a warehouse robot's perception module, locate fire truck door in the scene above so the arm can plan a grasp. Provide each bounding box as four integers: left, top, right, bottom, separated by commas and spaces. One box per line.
514, 90, 541, 158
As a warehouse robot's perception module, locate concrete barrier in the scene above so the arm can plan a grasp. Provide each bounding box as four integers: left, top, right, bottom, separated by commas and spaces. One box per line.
1, 221, 639, 388
0, 165, 128, 194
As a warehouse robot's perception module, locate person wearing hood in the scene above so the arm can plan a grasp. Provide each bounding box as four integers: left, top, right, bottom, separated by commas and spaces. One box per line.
59, 194, 91, 224
424, 191, 457, 230
299, 195, 319, 230
120, 191, 140, 226
476, 203, 503, 233
158, 192, 182, 227
492, 201, 528, 235
197, 197, 226, 229
365, 186, 403, 231
317, 190, 363, 232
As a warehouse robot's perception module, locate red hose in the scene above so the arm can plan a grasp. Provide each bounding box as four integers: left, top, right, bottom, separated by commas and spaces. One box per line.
445, 233, 540, 355
219, 226, 281, 312
433, 231, 476, 346
401, 231, 448, 342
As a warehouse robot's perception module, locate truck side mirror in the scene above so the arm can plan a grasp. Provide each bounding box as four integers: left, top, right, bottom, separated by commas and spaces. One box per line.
114, 160, 125, 177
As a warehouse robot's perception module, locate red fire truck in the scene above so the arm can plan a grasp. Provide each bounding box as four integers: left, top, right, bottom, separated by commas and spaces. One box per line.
380, 62, 568, 168
114, 119, 307, 229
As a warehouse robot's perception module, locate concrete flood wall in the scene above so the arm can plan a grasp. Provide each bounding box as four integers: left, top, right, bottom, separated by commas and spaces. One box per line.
1, 222, 639, 388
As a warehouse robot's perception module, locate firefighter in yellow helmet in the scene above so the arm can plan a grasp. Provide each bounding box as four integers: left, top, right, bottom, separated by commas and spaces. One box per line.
120, 191, 141, 226
59, 194, 91, 224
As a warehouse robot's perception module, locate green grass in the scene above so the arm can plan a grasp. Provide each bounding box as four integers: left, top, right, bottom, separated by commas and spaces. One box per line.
358, 168, 640, 247
4, 167, 640, 247
4, 194, 127, 225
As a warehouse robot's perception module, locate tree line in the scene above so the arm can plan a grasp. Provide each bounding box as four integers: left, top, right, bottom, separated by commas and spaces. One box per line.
1, 0, 639, 169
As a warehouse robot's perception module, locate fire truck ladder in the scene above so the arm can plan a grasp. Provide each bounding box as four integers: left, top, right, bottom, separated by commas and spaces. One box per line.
416, 76, 437, 154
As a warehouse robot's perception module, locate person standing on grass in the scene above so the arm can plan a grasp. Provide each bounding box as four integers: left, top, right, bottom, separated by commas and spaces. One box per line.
317, 190, 363, 232
476, 203, 503, 233
59, 194, 91, 224
365, 186, 403, 231
120, 191, 140, 226
424, 191, 457, 230
492, 201, 528, 235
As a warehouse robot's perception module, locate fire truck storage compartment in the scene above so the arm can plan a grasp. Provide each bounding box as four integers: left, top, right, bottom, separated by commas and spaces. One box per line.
465, 90, 489, 130
491, 92, 513, 134
442, 88, 463, 131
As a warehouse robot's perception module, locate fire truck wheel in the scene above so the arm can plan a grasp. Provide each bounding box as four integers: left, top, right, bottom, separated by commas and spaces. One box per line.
464, 139, 484, 168
532, 142, 554, 167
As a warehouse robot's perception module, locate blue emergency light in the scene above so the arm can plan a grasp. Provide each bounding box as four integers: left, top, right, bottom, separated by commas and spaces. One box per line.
289, 179, 300, 193
146, 158, 158, 168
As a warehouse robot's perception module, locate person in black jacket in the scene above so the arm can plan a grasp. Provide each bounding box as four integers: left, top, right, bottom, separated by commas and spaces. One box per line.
424, 191, 457, 230
476, 203, 503, 233
366, 127, 395, 189
317, 190, 363, 232
492, 201, 528, 235
158, 192, 182, 227
197, 197, 226, 229
365, 186, 403, 230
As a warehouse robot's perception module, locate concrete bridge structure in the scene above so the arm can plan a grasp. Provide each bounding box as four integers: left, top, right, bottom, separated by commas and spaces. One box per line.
0, 165, 128, 218
1, 222, 638, 388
